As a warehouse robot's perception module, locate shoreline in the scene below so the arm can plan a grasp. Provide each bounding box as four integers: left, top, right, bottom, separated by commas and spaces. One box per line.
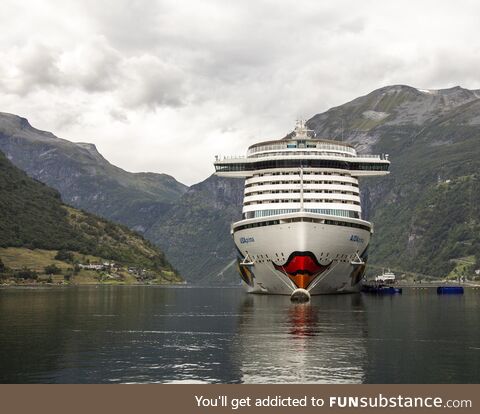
2, 282, 480, 290
0, 281, 188, 288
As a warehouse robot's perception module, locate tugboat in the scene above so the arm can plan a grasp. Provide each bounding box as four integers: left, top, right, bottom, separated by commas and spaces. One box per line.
374, 269, 396, 284
363, 269, 402, 295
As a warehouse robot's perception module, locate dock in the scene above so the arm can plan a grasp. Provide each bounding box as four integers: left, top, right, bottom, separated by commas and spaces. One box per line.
362, 280, 480, 295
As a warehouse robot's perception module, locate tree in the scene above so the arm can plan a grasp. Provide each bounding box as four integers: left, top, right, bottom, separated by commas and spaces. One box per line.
55, 249, 74, 262
44, 264, 62, 275
14, 268, 38, 280
0, 258, 5, 273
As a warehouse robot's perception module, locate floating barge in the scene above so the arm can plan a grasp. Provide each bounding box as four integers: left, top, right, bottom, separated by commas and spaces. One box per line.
437, 286, 464, 295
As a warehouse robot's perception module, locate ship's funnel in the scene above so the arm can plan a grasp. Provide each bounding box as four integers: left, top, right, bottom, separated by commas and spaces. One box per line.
290, 288, 311, 303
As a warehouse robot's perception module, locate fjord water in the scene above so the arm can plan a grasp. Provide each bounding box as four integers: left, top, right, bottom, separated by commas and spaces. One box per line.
1, 286, 479, 383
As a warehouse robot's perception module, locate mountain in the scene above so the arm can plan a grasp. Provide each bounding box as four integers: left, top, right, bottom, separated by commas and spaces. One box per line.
0, 112, 187, 233
307, 85, 480, 278
145, 175, 245, 284
0, 149, 182, 284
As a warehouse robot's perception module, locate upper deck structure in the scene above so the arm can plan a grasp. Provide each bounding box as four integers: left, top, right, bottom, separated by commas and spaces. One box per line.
214, 120, 389, 178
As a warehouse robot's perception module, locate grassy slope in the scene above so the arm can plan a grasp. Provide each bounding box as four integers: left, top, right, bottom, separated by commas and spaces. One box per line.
0, 247, 178, 284
0, 247, 75, 270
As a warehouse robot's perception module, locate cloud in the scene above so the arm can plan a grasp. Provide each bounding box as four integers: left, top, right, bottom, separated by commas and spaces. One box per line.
1, 0, 480, 184
58, 36, 122, 93
119, 54, 187, 109
0, 42, 62, 95
0, 36, 121, 95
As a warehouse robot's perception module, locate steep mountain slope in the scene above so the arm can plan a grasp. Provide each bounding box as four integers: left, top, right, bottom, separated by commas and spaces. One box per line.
307, 85, 480, 278
0, 112, 187, 233
146, 175, 245, 284
0, 149, 182, 283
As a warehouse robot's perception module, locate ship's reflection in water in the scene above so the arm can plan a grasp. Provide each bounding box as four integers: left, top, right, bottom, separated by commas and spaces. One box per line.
289, 303, 319, 337
234, 294, 368, 383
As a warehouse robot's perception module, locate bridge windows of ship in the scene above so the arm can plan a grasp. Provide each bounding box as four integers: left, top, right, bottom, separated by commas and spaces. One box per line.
215, 159, 389, 172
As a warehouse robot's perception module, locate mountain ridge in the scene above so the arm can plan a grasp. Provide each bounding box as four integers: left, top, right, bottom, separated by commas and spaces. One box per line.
0, 111, 188, 233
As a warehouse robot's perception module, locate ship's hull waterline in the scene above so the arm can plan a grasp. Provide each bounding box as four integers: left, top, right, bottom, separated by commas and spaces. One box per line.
233, 216, 370, 295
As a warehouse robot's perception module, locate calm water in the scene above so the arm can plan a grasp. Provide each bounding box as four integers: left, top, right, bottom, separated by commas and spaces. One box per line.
0, 286, 479, 383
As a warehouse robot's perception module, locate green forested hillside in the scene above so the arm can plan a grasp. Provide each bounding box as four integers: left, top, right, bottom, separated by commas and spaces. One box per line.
308, 85, 480, 279
0, 150, 79, 250
372, 174, 480, 277
0, 149, 182, 283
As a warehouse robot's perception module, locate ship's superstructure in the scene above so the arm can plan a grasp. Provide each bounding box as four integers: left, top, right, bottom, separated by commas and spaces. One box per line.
214, 121, 390, 295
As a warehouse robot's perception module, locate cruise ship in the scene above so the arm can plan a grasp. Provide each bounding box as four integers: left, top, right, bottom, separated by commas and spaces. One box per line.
214, 121, 390, 297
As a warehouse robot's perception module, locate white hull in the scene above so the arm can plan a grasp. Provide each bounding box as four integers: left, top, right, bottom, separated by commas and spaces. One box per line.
234, 215, 370, 295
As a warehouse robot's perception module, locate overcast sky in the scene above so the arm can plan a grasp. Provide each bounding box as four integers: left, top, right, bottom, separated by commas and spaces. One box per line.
1, 0, 480, 185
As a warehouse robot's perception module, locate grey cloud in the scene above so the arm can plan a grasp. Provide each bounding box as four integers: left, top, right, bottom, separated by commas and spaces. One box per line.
62, 37, 123, 93
0, 38, 122, 96
109, 108, 128, 122
337, 17, 366, 34
1, 43, 62, 95
119, 55, 187, 109
76, 0, 166, 51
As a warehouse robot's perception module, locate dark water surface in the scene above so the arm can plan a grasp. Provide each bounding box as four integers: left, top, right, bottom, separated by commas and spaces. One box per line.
1, 286, 479, 383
